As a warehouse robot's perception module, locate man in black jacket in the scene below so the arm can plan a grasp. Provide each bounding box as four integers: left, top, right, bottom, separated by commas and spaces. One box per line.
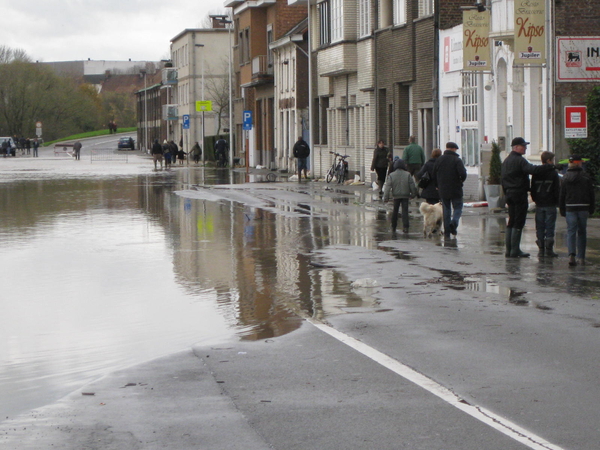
559, 155, 595, 266
432, 142, 467, 238
293, 136, 310, 181
531, 151, 560, 257
501, 137, 554, 257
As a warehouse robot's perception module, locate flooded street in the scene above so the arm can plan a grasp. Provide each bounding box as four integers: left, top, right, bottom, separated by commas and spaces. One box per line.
0, 163, 387, 419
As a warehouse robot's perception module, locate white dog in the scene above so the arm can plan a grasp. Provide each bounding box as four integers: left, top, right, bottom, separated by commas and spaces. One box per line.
419, 202, 443, 238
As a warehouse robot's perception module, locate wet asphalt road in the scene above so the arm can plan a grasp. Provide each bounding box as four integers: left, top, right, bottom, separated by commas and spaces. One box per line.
1, 148, 599, 450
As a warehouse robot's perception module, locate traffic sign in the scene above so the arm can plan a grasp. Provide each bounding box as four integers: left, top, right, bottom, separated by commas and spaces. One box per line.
182, 114, 190, 129
243, 110, 253, 130
196, 101, 213, 112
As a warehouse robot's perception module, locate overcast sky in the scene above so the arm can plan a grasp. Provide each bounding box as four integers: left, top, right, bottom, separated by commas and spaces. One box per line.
2, 0, 227, 62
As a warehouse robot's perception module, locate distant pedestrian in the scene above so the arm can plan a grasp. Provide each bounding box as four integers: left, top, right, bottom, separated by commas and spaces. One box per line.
417, 148, 442, 205
531, 151, 560, 257
559, 155, 595, 266
501, 137, 554, 257
163, 141, 172, 167
25, 138, 31, 155
293, 136, 310, 181
2, 139, 9, 157
151, 139, 164, 170
32, 138, 39, 157
432, 142, 467, 238
402, 136, 426, 177
177, 147, 186, 165
214, 138, 228, 167
73, 141, 82, 160
383, 158, 418, 234
371, 140, 391, 199
191, 142, 202, 165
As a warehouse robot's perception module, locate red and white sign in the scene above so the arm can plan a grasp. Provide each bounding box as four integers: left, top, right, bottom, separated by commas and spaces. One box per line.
557, 37, 600, 82
564, 106, 587, 138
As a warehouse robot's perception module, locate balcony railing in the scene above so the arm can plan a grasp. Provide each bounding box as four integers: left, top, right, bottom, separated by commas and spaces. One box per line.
162, 68, 178, 85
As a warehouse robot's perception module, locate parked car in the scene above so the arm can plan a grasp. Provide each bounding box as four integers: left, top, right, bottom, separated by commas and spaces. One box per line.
118, 137, 135, 149
0, 137, 16, 156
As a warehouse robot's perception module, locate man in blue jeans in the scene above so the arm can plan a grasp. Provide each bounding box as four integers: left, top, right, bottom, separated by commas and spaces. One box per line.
432, 142, 467, 238
559, 155, 595, 266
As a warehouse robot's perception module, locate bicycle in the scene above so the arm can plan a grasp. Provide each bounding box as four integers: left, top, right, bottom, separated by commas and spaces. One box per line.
325, 151, 350, 184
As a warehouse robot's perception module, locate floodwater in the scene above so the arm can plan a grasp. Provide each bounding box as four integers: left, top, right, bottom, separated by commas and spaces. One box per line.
0, 166, 381, 420
2, 160, 599, 421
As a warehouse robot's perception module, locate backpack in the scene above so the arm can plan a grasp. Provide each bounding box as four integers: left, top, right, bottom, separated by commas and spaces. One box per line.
418, 170, 431, 189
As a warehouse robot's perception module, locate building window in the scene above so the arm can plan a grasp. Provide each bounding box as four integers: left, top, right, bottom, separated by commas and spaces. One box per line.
359, 0, 371, 37
331, 0, 343, 42
319, 1, 331, 46
393, 0, 406, 25
462, 73, 478, 123
418, 0, 434, 17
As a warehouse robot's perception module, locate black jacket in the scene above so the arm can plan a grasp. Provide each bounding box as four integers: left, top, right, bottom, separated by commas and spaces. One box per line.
293, 139, 310, 158
417, 158, 439, 200
371, 146, 390, 170
559, 166, 595, 216
432, 150, 467, 199
501, 151, 553, 194
531, 167, 560, 207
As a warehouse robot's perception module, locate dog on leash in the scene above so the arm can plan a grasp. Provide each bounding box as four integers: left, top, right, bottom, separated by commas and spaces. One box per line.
419, 202, 443, 238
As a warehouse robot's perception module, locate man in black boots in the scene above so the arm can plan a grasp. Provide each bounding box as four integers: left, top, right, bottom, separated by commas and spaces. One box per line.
501, 137, 555, 257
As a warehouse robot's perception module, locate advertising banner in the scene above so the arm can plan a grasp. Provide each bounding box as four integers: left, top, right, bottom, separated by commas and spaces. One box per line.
514, 0, 546, 65
463, 10, 490, 71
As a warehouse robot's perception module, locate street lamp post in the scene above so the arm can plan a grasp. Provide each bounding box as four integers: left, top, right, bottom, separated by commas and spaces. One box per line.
195, 44, 205, 163
140, 69, 148, 152
219, 17, 234, 168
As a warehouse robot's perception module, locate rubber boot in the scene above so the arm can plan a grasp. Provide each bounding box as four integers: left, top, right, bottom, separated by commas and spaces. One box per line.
510, 228, 530, 257
545, 238, 558, 258
505, 227, 513, 257
536, 239, 545, 257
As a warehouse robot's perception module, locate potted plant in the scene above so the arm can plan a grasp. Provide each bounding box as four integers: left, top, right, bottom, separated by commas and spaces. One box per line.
484, 140, 505, 209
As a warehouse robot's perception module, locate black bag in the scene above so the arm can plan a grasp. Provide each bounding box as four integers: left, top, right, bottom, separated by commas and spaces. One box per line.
418, 171, 430, 189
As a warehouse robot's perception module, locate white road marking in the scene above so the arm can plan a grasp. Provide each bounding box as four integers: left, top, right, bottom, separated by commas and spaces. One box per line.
308, 318, 565, 450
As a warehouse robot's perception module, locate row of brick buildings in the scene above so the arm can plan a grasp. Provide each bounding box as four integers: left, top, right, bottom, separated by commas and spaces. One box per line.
138, 0, 599, 199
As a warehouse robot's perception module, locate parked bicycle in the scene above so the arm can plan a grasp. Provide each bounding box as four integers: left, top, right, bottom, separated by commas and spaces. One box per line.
325, 151, 350, 184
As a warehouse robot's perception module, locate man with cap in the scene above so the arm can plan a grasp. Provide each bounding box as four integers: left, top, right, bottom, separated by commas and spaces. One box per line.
559, 154, 595, 266
432, 142, 467, 238
501, 137, 554, 257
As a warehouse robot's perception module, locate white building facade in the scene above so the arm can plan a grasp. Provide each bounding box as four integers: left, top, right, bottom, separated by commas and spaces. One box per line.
170, 28, 230, 154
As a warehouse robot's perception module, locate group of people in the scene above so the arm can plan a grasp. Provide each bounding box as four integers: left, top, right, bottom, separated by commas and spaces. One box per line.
2, 136, 41, 157
108, 121, 118, 134
151, 139, 188, 169
374, 135, 595, 266
502, 138, 594, 266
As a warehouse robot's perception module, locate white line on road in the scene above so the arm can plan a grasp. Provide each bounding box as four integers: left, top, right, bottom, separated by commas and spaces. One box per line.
308, 318, 565, 450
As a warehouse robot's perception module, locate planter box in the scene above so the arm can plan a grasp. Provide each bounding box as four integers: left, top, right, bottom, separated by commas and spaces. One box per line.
484, 184, 506, 209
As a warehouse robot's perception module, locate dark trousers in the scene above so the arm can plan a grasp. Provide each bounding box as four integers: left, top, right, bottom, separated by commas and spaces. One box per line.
375, 167, 387, 190
391, 198, 409, 231
506, 191, 529, 229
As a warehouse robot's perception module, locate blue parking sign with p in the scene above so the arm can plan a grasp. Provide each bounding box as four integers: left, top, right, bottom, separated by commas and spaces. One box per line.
182, 114, 190, 129
243, 110, 253, 130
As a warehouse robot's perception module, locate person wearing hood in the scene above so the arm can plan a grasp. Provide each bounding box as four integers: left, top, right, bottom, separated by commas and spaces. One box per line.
559, 155, 595, 266
383, 158, 418, 234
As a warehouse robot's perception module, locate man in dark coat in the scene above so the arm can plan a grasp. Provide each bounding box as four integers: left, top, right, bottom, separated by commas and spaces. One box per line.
432, 142, 467, 238
501, 137, 554, 257
531, 151, 560, 257
293, 136, 310, 181
559, 155, 595, 266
